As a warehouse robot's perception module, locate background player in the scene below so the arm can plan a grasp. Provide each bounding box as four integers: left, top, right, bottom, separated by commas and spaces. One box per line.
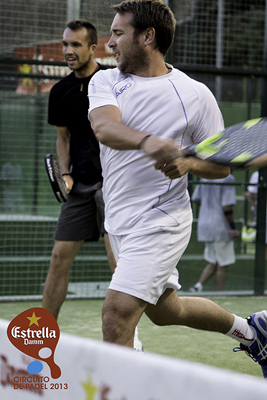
42, 19, 142, 351
189, 175, 239, 292
42, 19, 116, 319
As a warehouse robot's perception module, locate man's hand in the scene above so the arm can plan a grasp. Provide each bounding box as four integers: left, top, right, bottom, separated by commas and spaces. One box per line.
141, 136, 180, 165
154, 157, 192, 179
155, 154, 230, 180
63, 175, 74, 194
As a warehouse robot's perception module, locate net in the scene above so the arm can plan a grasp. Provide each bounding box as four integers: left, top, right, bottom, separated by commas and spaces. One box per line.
174, 0, 265, 69
0, 0, 266, 300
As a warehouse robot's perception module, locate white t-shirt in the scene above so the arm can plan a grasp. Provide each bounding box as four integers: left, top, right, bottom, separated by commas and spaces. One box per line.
191, 175, 236, 242
248, 171, 259, 195
88, 65, 224, 235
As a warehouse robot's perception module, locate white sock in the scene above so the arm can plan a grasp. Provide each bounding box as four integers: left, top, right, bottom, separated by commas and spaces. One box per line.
133, 326, 141, 348
225, 314, 256, 347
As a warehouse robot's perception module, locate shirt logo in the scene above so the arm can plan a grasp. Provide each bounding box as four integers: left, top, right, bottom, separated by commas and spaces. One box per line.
116, 83, 132, 97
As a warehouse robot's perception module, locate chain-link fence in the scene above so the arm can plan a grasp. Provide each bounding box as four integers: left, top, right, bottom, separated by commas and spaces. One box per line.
0, 0, 266, 300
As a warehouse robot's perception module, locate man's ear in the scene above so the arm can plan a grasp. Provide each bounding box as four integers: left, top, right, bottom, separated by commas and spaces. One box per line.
144, 27, 156, 46
90, 43, 97, 53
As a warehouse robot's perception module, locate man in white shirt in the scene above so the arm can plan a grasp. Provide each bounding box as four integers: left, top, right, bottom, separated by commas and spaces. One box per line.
189, 175, 238, 292
88, 0, 267, 378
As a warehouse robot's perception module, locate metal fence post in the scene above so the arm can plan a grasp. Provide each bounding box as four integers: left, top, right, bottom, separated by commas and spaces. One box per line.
254, 0, 267, 295
254, 169, 267, 295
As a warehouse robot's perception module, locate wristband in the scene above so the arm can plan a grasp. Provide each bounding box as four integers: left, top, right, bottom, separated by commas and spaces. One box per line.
62, 173, 71, 176
229, 221, 236, 229
137, 135, 151, 149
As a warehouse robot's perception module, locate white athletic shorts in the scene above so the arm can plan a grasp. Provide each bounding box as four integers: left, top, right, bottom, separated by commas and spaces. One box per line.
108, 210, 192, 305
204, 241, 235, 267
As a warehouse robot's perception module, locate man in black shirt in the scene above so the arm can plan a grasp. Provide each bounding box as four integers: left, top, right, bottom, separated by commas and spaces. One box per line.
43, 20, 116, 322
43, 20, 142, 351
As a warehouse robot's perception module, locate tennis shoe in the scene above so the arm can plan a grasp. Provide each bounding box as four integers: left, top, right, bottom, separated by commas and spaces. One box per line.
189, 284, 202, 293
233, 310, 267, 378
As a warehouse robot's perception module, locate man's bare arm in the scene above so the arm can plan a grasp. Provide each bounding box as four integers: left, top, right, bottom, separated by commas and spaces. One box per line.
154, 156, 230, 180
90, 105, 229, 179
90, 105, 180, 165
56, 126, 73, 193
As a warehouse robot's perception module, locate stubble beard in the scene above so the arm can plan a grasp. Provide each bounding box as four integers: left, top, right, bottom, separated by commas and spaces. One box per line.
118, 42, 149, 75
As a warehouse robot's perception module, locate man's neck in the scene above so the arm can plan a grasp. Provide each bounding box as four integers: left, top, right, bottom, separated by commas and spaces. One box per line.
74, 60, 99, 79
133, 54, 171, 78
138, 63, 171, 78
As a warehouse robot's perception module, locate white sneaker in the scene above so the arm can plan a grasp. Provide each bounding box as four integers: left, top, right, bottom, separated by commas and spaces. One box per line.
189, 284, 202, 292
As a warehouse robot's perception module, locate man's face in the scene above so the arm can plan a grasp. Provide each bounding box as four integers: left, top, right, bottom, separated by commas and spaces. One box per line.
108, 12, 149, 75
62, 27, 95, 72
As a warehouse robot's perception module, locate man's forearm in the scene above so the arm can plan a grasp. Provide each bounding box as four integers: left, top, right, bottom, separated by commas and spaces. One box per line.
155, 156, 230, 180
187, 157, 230, 179
56, 138, 70, 174
93, 118, 146, 150
90, 105, 146, 150
90, 106, 181, 164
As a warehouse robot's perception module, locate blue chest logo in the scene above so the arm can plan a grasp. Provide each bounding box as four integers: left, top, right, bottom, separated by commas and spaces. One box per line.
116, 83, 132, 97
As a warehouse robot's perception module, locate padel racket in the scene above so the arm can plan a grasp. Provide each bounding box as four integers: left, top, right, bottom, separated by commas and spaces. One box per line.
182, 117, 267, 168
44, 154, 67, 203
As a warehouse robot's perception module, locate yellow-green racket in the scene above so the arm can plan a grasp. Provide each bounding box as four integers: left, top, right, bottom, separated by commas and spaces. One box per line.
183, 118, 267, 168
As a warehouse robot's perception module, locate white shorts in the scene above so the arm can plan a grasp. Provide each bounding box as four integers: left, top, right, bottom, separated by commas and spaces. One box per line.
108, 211, 192, 305
204, 241, 235, 267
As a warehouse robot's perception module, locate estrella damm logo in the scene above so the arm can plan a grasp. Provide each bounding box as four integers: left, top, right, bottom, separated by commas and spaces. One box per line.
7, 307, 61, 379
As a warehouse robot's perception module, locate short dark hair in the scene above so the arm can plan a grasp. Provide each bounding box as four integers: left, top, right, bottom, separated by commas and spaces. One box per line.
66, 19, 98, 46
112, 0, 176, 55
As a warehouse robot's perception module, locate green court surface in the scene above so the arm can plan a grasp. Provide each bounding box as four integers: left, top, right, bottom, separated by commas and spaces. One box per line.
1, 296, 266, 379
